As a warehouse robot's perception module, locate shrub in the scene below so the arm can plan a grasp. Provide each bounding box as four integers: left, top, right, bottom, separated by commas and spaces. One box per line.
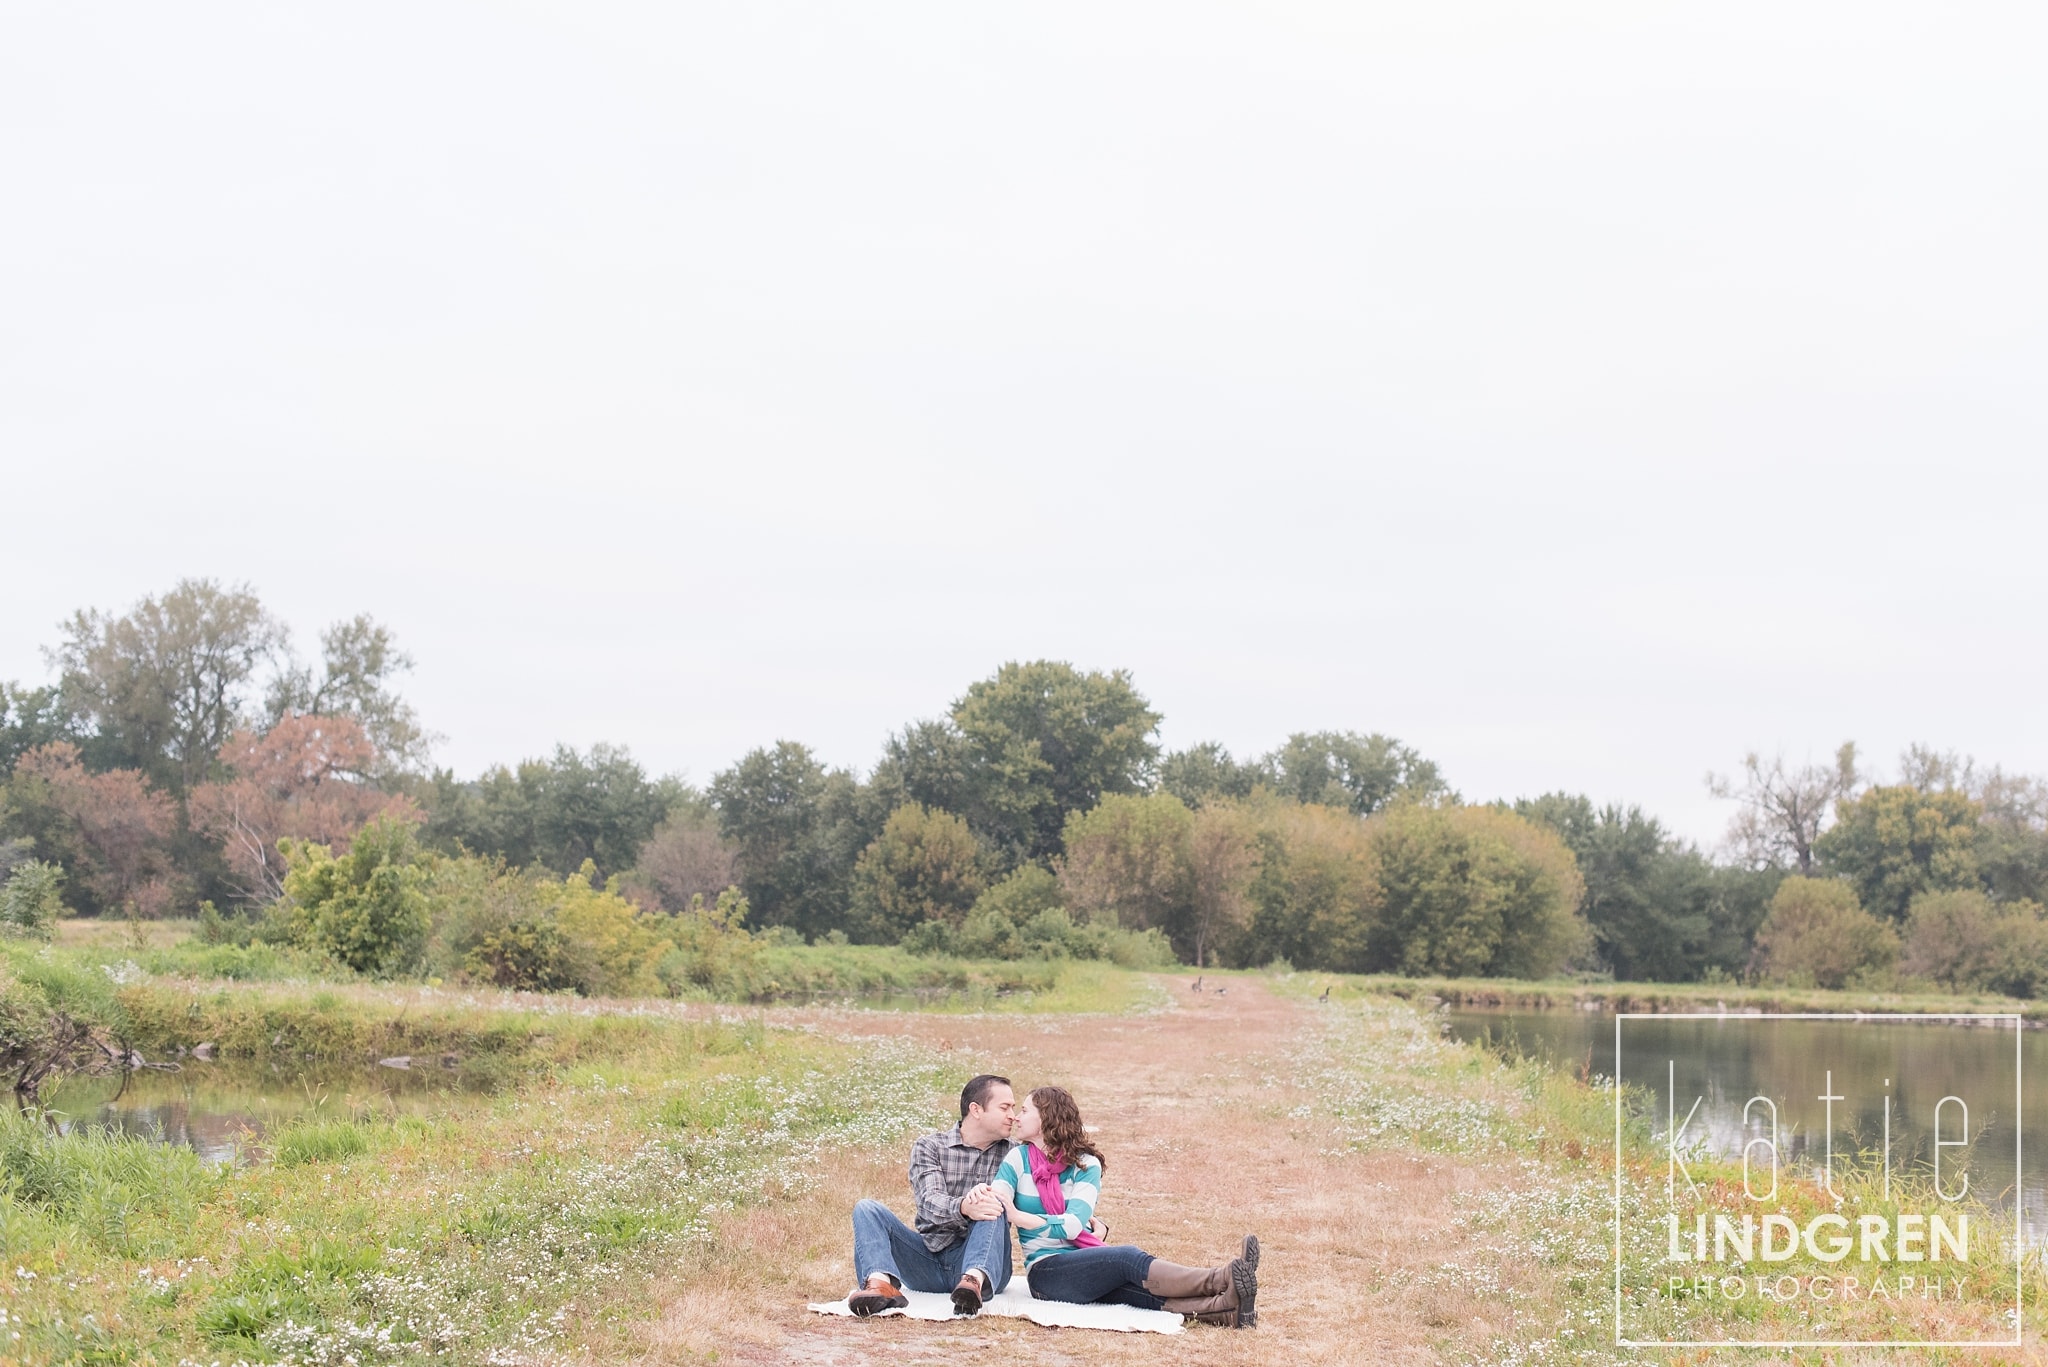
463, 917, 587, 992
552, 862, 676, 997
906, 900, 1177, 967
1755, 876, 1898, 989
972, 865, 1063, 923
277, 813, 431, 977
429, 853, 755, 998
1902, 889, 2048, 997
0, 860, 65, 940
422, 850, 552, 979
1983, 910, 2048, 998
655, 887, 763, 997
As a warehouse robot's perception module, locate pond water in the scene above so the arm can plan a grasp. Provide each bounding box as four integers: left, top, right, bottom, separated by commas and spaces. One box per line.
41, 1062, 469, 1164
1442, 1006, 2048, 1241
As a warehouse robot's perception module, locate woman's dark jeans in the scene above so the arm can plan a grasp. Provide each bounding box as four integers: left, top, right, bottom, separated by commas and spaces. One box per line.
1025, 1245, 1163, 1310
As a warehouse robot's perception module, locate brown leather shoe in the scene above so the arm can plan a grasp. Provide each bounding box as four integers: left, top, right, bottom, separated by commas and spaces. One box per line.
951, 1270, 989, 1316
850, 1275, 908, 1317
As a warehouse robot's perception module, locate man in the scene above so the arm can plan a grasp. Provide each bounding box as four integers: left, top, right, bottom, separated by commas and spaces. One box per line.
849, 1073, 1018, 1317
848, 1074, 1110, 1318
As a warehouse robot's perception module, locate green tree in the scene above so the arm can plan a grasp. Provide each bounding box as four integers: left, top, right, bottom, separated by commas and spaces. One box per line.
1185, 802, 1256, 968
266, 614, 432, 773
1754, 876, 1897, 989
1238, 802, 1378, 972
278, 812, 432, 977
708, 741, 866, 939
1700, 864, 1785, 979
1815, 784, 1980, 923
1515, 793, 1721, 981
1259, 731, 1449, 816
1900, 888, 2001, 991
52, 578, 286, 795
847, 803, 986, 943
1901, 888, 2048, 997
423, 743, 688, 882
1158, 743, 1260, 809
1366, 804, 1587, 978
0, 681, 74, 778
1971, 769, 2048, 905
951, 661, 1162, 863
1058, 793, 1194, 940
867, 720, 987, 834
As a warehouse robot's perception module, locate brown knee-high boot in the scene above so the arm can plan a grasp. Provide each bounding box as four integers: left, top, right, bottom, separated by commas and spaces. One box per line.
1143, 1235, 1260, 1329
1143, 1259, 1239, 1325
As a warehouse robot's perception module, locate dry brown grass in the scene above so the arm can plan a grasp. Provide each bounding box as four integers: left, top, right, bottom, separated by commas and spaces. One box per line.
52, 914, 196, 949
586, 979, 1628, 1367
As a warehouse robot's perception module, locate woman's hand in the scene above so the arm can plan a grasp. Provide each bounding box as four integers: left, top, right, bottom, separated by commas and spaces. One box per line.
999, 1191, 1046, 1230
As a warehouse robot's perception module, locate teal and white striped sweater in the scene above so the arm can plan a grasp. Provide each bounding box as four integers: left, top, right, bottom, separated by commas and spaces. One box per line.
992, 1141, 1101, 1270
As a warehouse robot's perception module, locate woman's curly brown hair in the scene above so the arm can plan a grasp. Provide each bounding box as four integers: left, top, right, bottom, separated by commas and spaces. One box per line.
1028, 1085, 1105, 1173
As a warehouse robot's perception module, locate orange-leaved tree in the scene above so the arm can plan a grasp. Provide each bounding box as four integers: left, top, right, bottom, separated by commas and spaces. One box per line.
190, 713, 415, 902
11, 741, 175, 916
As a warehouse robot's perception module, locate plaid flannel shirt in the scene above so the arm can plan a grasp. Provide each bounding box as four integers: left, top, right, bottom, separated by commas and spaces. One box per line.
908, 1123, 1012, 1252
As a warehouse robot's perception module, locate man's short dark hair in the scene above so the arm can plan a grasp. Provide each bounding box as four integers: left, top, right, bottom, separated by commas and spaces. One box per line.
960, 1074, 1011, 1118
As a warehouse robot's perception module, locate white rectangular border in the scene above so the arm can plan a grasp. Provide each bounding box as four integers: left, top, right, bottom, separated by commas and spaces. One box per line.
1611, 1011, 2024, 1349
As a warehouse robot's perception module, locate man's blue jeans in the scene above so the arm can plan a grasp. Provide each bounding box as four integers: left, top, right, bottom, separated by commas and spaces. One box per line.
852, 1199, 1013, 1294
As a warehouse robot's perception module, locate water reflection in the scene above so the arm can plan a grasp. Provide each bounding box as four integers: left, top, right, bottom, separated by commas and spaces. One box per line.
1444, 1007, 2045, 1244
41, 1062, 468, 1165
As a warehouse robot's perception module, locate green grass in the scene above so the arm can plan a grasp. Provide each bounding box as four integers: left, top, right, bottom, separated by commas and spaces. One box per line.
32, 922, 1170, 1025
740, 941, 1170, 1012
0, 981, 962, 1365
269, 1117, 373, 1166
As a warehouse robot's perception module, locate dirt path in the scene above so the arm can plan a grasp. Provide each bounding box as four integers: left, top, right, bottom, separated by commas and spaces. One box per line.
623, 978, 1544, 1367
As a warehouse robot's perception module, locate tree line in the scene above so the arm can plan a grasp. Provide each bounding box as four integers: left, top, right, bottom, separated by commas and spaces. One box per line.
7, 579, 2048, 995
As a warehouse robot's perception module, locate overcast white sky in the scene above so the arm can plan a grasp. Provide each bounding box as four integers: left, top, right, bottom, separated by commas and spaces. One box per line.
4, 2, 2044, 846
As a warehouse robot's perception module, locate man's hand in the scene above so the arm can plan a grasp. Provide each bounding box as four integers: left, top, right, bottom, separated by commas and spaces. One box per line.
959, 1184, 1003, 1221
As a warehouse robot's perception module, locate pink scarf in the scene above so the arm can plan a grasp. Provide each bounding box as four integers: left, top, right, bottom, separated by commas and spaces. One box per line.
1026, 1143, 1103, 1248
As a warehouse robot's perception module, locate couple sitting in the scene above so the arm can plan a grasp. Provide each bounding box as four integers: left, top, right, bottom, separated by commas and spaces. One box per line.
847, 1074, 1259, 1328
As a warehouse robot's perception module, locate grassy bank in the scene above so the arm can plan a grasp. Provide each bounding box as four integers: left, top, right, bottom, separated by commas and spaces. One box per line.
1297, 970, 2044, 1021
746, 942, 1164, 1013
0, 982, 959, 1366
94, 958, 1153, 1080
39, 919, 1165, 1016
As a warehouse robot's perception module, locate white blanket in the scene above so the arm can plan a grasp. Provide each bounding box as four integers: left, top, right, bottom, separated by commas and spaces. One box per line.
808, 1284, 1185, 1334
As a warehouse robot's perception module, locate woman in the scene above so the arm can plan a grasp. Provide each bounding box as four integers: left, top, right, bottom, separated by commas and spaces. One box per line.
991, 1085, 1259, 1328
